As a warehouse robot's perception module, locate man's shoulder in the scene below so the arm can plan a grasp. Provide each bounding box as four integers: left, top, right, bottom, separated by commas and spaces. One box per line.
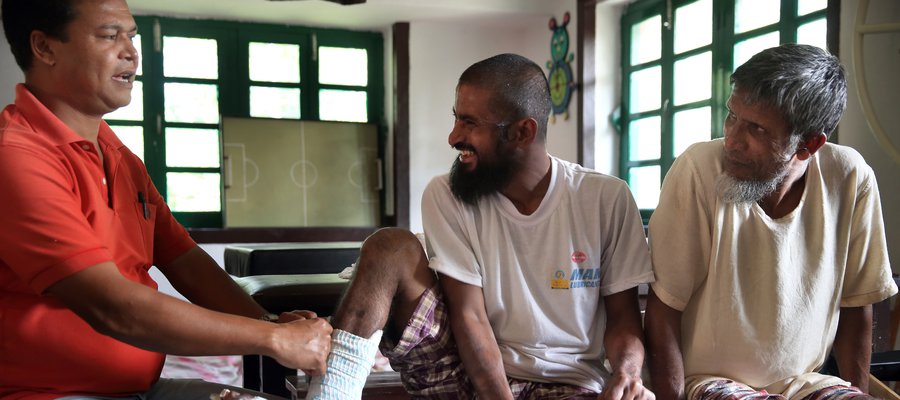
680, 139, 723, 164
814, 143, 876, 184
424, 173, 452, 194
816, 143, 869, 169
552, 156, 627, 191
0, 104, 48, 151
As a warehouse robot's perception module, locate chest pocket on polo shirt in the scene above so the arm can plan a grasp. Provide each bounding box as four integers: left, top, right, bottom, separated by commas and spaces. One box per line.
132, 193, 157, 262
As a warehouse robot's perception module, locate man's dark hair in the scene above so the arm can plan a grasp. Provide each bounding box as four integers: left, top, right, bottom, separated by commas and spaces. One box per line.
731, 43, 847, 139
458, 53, 552, 141
2, 0, 80, 71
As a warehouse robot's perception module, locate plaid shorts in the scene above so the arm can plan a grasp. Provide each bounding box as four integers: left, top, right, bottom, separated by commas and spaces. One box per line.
379, 285, 597, 399
693, 379, 872, 400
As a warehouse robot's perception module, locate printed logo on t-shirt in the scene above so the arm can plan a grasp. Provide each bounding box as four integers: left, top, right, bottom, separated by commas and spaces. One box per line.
571, 251, 587, 263
550, 268, 601, 289
551, 270, 569, 289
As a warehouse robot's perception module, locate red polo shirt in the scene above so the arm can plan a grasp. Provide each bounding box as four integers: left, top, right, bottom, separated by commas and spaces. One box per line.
0, 84, 197, 399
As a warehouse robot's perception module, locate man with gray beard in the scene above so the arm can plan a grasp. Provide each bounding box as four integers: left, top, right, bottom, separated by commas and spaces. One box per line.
644, 43, 896, 400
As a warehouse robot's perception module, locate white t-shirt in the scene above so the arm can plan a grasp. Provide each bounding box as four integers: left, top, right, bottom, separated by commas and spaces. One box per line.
422, 156, 654, 391
649, 139, 896, 398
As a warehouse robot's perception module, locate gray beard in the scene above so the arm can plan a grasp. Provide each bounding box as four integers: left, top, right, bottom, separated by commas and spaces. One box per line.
716, 168, 789, 204
716, 134, 800, 204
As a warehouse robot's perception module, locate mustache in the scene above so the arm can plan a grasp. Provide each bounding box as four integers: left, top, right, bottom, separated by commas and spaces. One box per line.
452, 143, 476, 153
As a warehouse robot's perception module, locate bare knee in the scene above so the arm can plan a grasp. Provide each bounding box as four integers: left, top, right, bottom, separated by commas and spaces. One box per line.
358, 227, 425, 274
358, 227, 433, 299
331, 228, 428, 334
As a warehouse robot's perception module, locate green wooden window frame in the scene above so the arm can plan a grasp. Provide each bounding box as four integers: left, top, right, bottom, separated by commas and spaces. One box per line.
105, 16, 384, 228
620, 0, 828, 222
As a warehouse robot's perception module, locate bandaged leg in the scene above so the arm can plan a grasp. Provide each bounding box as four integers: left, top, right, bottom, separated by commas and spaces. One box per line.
306, 329, 383, 400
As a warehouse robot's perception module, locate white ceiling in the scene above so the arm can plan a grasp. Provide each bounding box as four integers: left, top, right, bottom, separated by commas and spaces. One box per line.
127, 0, 562, 31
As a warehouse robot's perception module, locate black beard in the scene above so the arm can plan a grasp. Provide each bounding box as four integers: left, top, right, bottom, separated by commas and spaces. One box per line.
449, 146, 519, 206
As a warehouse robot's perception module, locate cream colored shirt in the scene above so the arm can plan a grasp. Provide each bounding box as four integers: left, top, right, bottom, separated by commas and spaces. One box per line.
649, 140, 896, 398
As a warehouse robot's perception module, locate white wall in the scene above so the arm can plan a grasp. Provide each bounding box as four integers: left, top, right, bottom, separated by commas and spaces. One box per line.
0, 37, 23, 106
407, 1, 578, 232
593, 2, 627, 175
839, 0, 900, 272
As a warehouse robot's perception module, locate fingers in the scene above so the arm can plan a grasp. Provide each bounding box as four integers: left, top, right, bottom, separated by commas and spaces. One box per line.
270, 317, 333, 373
278, 310, 318, 322
291, 310, 318, 319
601, 374, 654, 400
299, 318, 332, 375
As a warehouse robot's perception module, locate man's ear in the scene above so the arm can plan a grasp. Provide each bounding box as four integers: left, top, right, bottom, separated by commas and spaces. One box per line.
508, 117, 538, 147
796, 133, 827, 160
30, 31, 57, 67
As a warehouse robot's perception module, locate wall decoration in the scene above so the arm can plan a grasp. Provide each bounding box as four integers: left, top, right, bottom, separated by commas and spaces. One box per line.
547, 11, 576, 122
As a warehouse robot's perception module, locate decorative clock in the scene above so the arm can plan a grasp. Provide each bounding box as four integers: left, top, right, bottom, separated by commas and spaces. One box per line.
546, 12, 576, 122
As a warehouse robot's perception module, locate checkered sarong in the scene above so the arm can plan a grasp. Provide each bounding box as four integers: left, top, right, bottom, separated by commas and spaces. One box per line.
379, 285, 597, 399
693, 379, 872, 400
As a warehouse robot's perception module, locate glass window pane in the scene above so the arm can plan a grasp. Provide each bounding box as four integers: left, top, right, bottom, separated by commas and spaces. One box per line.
166, 172, 221, 212
250, 86, 301, 119
319, 47, 368, 86
163, 36, 218, 79
319, 89, 367, 122
673, 52, 712, 105
166, 128, 220, 168
630, 15, 661, 65
164, 83, 219, 124
629, 165, 660, 209
673, 106, 711, 157
798, 0, 827, 16
628, 116, 661, 161
105, 80, 143, 121
735, 0, 780, 33
249, 42, 300, 83
733, 32, 779, 70
797, 19, 827, 51
629, 66, 661, 114
674, 0, 712, 54
134, 34, 143, 76
111, 125, 144, 161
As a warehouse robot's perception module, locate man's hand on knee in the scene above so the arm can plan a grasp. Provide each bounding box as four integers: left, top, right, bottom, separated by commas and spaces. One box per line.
600, 371, 655, 400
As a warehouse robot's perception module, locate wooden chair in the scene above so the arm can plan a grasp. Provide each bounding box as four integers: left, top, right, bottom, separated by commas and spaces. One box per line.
870, 374, 900, 400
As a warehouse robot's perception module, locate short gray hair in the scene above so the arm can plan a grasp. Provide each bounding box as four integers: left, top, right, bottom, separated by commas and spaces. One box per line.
730, 43, 847, 139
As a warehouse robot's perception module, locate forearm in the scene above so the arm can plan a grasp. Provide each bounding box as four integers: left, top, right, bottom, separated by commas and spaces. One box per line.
159, 246, 268, 318
833, 305, 872, 392
604, 290, 646, 377
645, 289, 685, 400
51, 262, 279, 357
450, 314, 513, 399
605, 329, 646, 378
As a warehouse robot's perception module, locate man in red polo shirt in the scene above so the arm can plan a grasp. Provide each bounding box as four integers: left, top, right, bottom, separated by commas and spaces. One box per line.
0, 1, 333, 399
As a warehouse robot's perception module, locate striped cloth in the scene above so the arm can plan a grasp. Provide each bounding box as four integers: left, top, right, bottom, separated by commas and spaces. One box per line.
380, 285, 597, 399
693, 379, 873, 400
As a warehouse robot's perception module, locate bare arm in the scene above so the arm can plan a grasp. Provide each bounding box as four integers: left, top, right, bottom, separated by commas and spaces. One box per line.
833, 305, 872, 393
156, 246, 266, 318
440, 274, 514, 399
602, 287, 655, 400
46, 261, 332, 374
644, 288, 685, 400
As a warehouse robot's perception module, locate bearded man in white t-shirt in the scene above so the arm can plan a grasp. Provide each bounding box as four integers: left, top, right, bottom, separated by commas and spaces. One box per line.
306, 53, 656, 400
645, 44, 896, 400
